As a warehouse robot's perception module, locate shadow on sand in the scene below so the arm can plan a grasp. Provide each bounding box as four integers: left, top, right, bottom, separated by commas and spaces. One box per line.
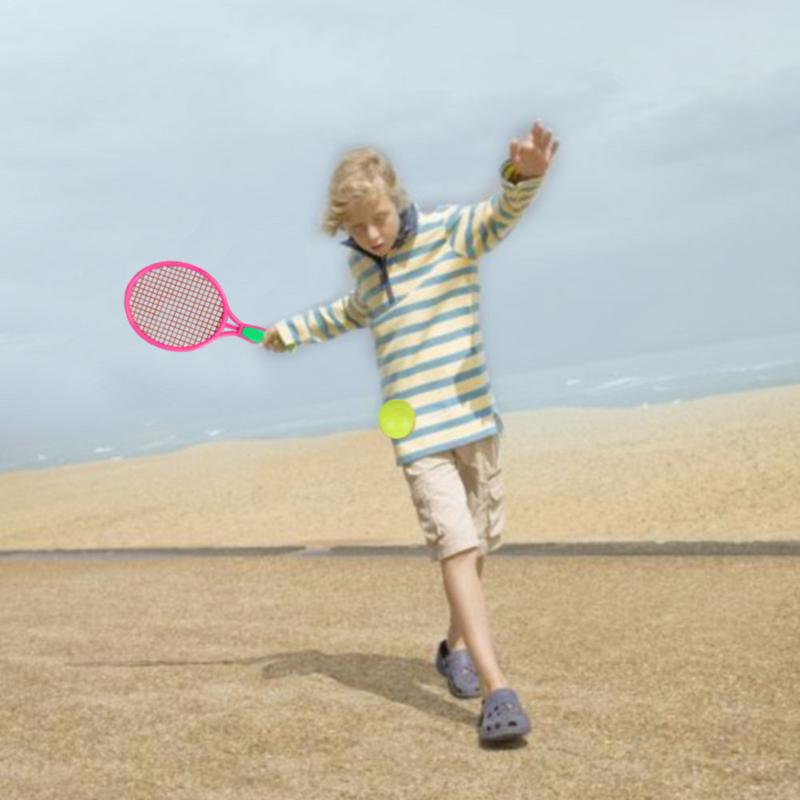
69, 648, 529, 749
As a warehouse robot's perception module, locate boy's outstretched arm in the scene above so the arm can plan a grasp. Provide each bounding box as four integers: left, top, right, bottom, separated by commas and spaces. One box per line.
261, 288, 370, 352
446, 120, 560, 261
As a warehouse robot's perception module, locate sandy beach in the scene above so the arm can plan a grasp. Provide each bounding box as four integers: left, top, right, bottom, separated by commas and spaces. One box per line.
2, 385, 799, 798
1, 384, 799, 551
2, 555, 798, 799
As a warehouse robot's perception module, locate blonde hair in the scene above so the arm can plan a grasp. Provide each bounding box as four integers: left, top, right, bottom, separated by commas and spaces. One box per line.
321, 146, 410, 237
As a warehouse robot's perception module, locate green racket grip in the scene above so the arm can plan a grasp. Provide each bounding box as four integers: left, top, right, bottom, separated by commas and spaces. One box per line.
242, 325, 297, 351
242, 326, 266, 344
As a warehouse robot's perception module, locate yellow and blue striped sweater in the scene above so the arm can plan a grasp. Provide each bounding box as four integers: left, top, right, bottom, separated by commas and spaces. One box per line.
273, 158, 547, 466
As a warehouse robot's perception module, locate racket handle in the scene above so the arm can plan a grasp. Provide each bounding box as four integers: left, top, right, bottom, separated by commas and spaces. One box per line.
241, 326, 266, 344
242, 325, 297, 351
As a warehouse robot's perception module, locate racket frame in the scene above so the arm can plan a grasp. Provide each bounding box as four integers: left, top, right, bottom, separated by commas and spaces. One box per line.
124, 260, 267, 351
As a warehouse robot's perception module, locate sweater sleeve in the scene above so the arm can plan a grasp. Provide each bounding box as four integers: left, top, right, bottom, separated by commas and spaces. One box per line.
444, 159, 547, 261
272, 288, 370, 348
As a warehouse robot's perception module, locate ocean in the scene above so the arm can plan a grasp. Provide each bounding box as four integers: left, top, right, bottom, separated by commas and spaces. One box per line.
3, 332, 799, 473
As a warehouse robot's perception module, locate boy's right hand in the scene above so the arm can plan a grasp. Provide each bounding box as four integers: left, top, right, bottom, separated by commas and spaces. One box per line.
260, 329, 294, 352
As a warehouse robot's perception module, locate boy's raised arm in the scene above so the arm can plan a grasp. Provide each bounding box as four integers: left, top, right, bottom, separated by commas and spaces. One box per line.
444, 159, 546, 261
446, 120, 559, 261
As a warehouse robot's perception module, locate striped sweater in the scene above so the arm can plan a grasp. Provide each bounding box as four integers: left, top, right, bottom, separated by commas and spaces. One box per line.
273, 158, 547, 466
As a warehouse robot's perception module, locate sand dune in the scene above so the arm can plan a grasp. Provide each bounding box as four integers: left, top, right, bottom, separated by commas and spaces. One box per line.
1, 384, 798, 550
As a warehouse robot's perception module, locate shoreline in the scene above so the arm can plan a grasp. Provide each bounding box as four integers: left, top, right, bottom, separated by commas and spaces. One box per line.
5, 379, 800, 479
2, 383, 798, 551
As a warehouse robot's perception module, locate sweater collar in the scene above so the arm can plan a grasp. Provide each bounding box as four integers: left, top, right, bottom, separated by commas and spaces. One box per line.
340, 202, 419, 262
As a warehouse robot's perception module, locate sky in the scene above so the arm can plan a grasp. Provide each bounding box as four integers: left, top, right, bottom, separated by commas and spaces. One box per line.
1, 0, 799, 463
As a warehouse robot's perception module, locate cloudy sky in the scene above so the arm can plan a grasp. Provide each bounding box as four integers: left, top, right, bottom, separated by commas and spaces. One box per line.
1, 0, 798, 464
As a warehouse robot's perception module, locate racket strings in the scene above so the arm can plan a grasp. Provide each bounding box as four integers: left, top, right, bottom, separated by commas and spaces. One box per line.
129, 266, 224, 347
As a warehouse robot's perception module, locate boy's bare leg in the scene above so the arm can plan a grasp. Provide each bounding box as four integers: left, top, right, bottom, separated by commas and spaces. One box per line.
446, 554, 483, 651
441, 547, 509, 695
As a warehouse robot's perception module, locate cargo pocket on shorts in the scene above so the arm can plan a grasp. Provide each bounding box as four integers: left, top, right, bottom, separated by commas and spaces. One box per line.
404, 470, 445, 554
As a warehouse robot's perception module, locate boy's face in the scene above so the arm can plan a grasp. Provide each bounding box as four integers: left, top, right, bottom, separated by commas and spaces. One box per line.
343, 184, 401, 257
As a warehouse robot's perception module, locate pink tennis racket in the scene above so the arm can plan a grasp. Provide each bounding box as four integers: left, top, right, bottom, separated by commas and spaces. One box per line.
124, 260, 269, 351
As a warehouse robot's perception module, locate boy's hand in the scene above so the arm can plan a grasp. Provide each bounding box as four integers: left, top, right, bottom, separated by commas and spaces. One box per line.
509, 121, 560, 180
260, 329, 294, 352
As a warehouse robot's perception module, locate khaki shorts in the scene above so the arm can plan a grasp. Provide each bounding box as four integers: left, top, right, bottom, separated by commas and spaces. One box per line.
401, 434, 505, 563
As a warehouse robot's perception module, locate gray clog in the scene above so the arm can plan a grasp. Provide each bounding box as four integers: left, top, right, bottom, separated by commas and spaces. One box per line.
434, 640, 481, 698
478, 687, 532, 743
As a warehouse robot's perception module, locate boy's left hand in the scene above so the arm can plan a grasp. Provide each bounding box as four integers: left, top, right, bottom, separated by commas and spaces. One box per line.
510, 121, 560, 180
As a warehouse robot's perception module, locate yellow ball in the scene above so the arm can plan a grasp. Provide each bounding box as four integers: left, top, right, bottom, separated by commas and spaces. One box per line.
378, 399, 416, 439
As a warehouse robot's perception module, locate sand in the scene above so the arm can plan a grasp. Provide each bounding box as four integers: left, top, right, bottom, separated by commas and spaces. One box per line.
2, 385, 799, 798
1, 384, 798, 550
1, 556, 798, 799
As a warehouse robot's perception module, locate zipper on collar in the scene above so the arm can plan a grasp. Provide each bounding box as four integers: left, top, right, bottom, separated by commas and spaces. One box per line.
378, 256, 395, 304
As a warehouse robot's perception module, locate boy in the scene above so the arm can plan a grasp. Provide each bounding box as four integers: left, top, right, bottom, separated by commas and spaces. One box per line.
262, 121, 559, 744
